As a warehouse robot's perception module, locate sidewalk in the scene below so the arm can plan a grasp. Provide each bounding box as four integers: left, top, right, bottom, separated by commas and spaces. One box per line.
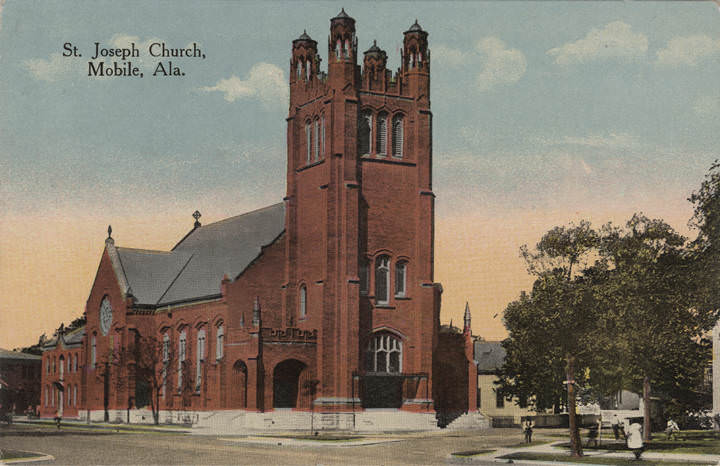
470, 440, 720, 465
11, 417, 191, 434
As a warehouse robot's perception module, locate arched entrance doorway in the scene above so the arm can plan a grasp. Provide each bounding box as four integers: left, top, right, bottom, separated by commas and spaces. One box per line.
230, 360, 247, 408
273, 359, 306, 408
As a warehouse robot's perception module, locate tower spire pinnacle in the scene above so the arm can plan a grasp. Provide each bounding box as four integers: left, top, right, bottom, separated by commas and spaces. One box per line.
463, 301, 471, 334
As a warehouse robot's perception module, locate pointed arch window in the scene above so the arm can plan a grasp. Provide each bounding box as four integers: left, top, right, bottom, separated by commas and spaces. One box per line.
196, 329, 206, 391
91, 335, 96, 369
366, 333, 402, 373
216, 324, 224, 360
299, 285, 307, 318
314, 118, 320, 161
395, 260, 407, 297
177, 330, 186, 390
375, 255, 390, 305
297, 59, 303, 80
162, 333, 169, 397
358, 110, 372, 156
59, 356, 64, 380
392, 115, 404, 158
305, 122, 312, 163
376, 113, 388, 156
321, 115, 326, 157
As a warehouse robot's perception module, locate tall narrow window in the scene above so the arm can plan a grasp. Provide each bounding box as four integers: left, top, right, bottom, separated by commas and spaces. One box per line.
314, 118, 320, 161
496, 389, 505, 408
395, 261, 407, 297
216, 325, 224, 360
358, 110, 372, 155
299, 285, 307, 318
74, 385, 77, 407
359, 259, 369, 295
375, 255, 390, 304
45, 387, 48, 406
196, 329, 206, 390
321, 115, 326, 157
297, 60, 302, 80
392, 114, 404, 157
305, 122, 312, 163
178, 330, 186, 390
376, 113, 387, 156
91, 335, 96, 369
59, 356, 64, 380
73, 354, 78, 372
46, 358, 49, 375
162, 333, 169, 397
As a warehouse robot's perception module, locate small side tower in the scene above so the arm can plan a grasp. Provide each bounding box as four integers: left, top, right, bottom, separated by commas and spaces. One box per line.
401, 20, 430, 100
362, 40, 388, 91
328, 8, 358, 89
291, 30, 319, 86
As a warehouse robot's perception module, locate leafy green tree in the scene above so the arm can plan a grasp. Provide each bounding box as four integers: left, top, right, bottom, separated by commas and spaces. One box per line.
596, 214, 712, 440
500, 221, 600, 457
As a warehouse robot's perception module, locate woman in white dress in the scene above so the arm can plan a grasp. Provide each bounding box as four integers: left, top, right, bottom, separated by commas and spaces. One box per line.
626, 422, 644, 460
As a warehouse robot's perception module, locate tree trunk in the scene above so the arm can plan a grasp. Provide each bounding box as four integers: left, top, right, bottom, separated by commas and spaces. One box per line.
567, 355, 583, 457
643, 376, 651, 442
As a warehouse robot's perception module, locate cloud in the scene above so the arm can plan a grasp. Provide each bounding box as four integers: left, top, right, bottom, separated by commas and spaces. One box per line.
475, 37, 526, 92
547, 21, 648, 65
200, 63, 288, 106
693, 95, 720, 116
23, 33, 165, 81
655, 35, 720, 66
108, 34, 164, 64
432, 44, 466, 67
545, 132, 641, 150
24, 53, 74, 82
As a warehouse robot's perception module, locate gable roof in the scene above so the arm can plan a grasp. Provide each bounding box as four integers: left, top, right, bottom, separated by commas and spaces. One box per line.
112, 202, 285, 307
474, 341, 506, 372
0, 348, 41, 361
42, 326, 86, 350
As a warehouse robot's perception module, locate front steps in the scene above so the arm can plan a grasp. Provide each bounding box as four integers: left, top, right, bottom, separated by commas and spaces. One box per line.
192, 409, 487, 434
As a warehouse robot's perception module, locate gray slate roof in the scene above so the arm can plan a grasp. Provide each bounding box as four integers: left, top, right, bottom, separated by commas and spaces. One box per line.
43, 326, 86, 350
474, 341, 506, 372
0, 348, 41, 361
114, 203, 285, 307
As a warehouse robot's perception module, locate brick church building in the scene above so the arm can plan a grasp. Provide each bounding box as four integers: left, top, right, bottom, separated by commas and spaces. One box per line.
39, 10, 482, 430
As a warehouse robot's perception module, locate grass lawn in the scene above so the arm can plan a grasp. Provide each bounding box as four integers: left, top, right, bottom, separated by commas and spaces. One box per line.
450, 449, 496, 457
450, 441, 547, 458
559, 430, 720, 455
498, 452, 715, 465
0, 449, 47, 461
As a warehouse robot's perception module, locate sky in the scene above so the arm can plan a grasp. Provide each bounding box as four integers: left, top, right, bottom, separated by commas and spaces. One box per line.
1, 1, 719, 350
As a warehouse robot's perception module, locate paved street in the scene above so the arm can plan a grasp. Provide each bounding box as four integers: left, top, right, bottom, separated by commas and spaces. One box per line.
0, 423, 532, 465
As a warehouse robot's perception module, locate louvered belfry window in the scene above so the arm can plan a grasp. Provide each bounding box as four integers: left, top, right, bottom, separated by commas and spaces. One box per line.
392, 115, 404, 157
321, 115, 325, 157
305, 122, 312, 163
314, 119, 320, 161
377, 113, 387, 155
358, 110, 372, 155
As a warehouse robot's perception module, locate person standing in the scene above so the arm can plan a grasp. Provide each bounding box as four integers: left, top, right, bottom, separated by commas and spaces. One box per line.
611, 414, 621, 440
666, 418, 680, 440
626, 422, 644, 460
523, 417, 534, 444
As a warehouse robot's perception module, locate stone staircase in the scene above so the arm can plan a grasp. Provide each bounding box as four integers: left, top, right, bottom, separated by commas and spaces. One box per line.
192, 409, 489, 434
443, 411, 490, 430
